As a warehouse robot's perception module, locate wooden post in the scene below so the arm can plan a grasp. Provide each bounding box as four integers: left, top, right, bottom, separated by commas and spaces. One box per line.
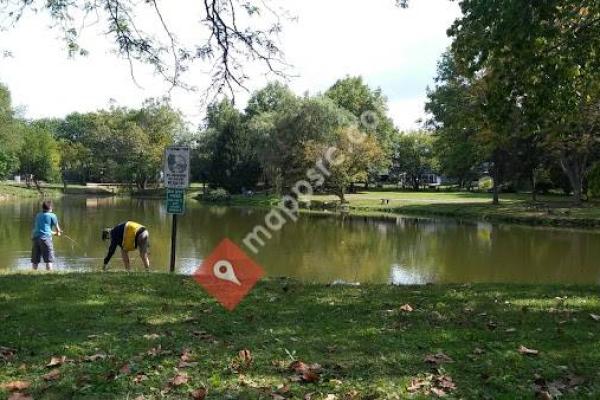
169, 214, 178, 273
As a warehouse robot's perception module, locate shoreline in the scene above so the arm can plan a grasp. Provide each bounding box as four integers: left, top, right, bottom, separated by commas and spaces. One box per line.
3, 182, 598, 229
197, 195, 600, 230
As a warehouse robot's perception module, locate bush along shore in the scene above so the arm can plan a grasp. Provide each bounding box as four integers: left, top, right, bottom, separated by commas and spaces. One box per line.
1, 273, 600, 399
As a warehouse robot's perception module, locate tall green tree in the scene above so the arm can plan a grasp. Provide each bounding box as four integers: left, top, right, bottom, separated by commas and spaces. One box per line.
17, 124, 61, 190
0, 83, 20, 179
390, 131, 437, 190
267, 96, 355, 192
304, 126, 384, 202
448, 0, 600, 203
201, 99, 261, 193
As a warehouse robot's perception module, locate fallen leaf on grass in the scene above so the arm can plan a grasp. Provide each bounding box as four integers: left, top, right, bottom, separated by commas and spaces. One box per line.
590, 314, 600, 321
143, 333, 161, 340
83, 353, 107, 362
1, 381, 31, 391
343, 390, 360, 400
0, 346, 16, 360
119, 363, 131, 375
430, 387, 447, 397
43, 368, 61, 381
424, 353, 454, 365
518, 345, 539, 356
46, 356, 67, 367
191, 387, 207, 399
473, 348, 485, 355
239, 349, 253, 364
133, 374, 148, 384
8, 393, 33, 400
230, 349, 253, 372
289, 360, 322, 383
169, 373, 189, 387
400, 304, 414, 312
407, 373, 456, 397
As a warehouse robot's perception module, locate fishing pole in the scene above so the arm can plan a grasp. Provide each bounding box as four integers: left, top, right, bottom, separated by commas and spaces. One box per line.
53, 231, 81, 247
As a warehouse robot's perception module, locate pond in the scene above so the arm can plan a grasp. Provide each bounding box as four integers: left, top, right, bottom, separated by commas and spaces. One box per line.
1, 197, 599, 284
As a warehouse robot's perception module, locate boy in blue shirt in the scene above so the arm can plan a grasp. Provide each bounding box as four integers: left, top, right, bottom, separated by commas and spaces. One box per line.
31, 200, 62, 271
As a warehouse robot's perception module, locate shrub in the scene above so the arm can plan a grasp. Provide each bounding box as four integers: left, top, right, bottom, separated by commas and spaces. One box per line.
202, 188, 231, 203
478, 176, 493, 191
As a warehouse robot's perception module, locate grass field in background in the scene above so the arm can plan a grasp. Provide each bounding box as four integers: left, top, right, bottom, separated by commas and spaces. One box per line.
211, 190, 600, 228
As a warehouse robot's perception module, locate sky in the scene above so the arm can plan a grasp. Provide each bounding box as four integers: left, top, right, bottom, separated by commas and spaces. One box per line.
0, 0, 461, 130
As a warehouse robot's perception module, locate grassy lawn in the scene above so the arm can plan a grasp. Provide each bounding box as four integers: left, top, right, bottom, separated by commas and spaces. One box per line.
0, 183, 62, 199
1, 273, 600, 399
0, 183, 207, 200
205, 191, 600, 228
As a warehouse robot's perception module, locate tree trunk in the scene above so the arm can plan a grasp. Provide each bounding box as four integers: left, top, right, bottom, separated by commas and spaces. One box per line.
33, 179, 42, 193
337, 187, 346, 203
559, 155, 584, 205
531, 169, 537, 202
492, 164, 499, 205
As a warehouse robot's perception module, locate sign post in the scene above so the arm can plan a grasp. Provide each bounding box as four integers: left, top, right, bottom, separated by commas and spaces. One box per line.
164, 146, 190, 273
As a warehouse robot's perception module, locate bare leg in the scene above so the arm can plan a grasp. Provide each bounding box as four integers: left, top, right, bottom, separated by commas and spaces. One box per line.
140, 250, 150, 271
121, 249, 131, 271
46, 263, 53, 271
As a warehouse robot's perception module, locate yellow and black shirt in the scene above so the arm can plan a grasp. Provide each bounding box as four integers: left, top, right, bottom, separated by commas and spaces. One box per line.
103, 221, 146, 265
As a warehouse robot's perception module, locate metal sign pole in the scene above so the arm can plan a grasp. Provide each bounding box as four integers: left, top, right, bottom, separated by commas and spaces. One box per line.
169, 214, 178, 273
164, 146, 190, 274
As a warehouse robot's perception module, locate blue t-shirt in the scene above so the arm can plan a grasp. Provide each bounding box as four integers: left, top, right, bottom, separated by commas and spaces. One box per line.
32, 212, 58, 239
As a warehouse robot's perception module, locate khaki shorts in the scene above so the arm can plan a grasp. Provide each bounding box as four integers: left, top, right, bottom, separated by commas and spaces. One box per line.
136, 230, 150, 255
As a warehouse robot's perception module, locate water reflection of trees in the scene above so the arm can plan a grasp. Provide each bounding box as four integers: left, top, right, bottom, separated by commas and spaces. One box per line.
2, 200, 600, 284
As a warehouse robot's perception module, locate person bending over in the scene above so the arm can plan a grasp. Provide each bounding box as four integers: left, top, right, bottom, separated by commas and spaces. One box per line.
102, 221, 150, 271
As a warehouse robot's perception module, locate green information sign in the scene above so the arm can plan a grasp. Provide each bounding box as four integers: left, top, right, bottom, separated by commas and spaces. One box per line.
166, 188, 185, 214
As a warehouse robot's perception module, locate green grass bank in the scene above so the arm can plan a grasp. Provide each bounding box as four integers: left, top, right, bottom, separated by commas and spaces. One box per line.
200, 191, 600, 229
1, 273, 599, 399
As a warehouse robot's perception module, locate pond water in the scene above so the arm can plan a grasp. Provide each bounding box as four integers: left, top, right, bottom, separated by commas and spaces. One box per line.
1, 197, 599, 284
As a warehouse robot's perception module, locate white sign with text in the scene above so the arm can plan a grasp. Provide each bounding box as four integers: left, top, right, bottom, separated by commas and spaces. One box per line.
164, 147, 190, 189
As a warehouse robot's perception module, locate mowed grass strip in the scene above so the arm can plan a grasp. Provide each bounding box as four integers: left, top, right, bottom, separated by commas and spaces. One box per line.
1, 273, 599, 399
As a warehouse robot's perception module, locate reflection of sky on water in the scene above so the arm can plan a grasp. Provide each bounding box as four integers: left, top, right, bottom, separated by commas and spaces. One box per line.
4, 197, 600, 284
390, 265, 433, 285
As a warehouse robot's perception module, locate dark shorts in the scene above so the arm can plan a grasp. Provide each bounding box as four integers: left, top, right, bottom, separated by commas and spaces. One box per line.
31, 237, 55, 264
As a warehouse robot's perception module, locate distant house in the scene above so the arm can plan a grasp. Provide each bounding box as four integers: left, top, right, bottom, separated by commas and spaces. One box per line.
397, 171, 444, 189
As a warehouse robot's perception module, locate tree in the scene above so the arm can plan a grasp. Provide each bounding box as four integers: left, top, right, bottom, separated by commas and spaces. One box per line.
325, 76, 397, 159
53, 100, 181, 189
389, 131, 437, 190
266, 96, 355, 192
448, 0, 600, 204
0, 0, 288, 98
201, 99, 261, 193
0, 83, 20, 179
59, 140, 91, 188
18, 124, 61, 190
426, 56, 482, 189
245, 82, 299, 118
304, 126, 384, 202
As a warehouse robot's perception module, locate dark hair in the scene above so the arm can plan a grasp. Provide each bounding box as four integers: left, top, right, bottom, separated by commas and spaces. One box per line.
102, 228, 111, 241
42, 200, 53, 212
